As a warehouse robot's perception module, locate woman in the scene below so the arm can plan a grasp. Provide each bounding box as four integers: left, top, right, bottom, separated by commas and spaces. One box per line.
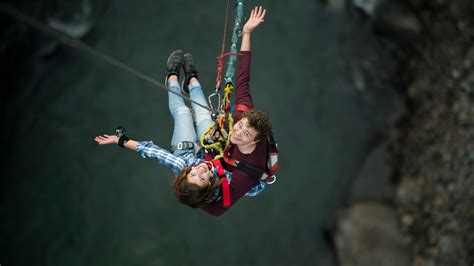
95, 6, 271, 216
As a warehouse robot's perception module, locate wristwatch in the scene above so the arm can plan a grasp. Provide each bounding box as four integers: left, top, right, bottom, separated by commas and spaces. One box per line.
115, 126, 130, 148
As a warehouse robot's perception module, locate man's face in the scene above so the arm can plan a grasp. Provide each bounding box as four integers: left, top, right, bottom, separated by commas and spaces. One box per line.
230, 117, 257, 145
186, 163, 212, 188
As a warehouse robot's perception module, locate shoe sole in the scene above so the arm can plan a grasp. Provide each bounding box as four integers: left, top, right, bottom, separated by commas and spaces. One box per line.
167, 49, 183, 67
181, 53, 195, 96
165, 49, 183, 88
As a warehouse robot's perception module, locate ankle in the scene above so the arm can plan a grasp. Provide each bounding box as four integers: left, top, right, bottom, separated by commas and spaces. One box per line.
189, 77, 198, 85
168, 74, 178, 82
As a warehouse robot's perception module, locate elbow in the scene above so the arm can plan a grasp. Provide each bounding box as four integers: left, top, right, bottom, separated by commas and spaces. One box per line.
208, 209, 227, 217
201, 207, 228, 217
210, 212, 223, 217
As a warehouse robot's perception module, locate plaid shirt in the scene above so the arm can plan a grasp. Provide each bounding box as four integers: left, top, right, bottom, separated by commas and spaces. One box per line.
136, 141, 266, 196
136, 141, 200, 175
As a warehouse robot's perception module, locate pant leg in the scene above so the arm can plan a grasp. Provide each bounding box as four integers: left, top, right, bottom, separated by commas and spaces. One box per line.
188, 81, 213, 138
168, 80, 197, 155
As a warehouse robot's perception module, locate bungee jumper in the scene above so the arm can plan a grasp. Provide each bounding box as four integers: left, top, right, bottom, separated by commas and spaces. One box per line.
95, 5, 278, 216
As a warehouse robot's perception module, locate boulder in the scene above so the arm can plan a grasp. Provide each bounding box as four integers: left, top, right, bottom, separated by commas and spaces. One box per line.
333, 202, 410, 266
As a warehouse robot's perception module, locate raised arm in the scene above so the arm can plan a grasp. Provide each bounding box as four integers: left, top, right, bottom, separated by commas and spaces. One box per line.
234, 6, 266, 113
240, 6, 266, 52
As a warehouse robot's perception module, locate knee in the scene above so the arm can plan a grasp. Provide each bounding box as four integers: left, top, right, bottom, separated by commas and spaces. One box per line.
170, 105, 192, 118
194, 109, 211, 120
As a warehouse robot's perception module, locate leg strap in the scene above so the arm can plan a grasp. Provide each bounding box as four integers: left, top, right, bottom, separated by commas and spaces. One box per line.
170, 141, 194, 153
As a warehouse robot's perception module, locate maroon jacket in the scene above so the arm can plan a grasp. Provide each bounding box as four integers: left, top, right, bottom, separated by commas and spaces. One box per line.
201, 51, 269, 216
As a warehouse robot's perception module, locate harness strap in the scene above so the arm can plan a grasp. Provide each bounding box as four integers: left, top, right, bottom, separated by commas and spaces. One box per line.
234, 104, 251, 112
221, 178, 231, 208
211, 159, 226, 177
223, 145, 270, 179
210, 158, 231, 208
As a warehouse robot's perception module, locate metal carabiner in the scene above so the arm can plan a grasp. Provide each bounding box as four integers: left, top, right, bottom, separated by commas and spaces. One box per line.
265, 175, 277, 185
208, 92, 221, 110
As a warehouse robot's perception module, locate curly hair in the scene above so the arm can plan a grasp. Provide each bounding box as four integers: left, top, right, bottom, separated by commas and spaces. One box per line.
240, 108, 272, 141
172, 166, 222, 208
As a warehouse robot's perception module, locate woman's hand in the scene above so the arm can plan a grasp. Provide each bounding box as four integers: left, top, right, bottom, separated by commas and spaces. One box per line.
95, 134, 119, 145
242, 6, 266, 34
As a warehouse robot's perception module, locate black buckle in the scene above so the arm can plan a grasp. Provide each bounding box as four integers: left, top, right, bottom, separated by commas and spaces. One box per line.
115, 126, 125, 137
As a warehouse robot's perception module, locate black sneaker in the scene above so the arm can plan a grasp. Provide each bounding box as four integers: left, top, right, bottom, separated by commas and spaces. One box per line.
165, 49, 183, 86
181, 53, 198, 95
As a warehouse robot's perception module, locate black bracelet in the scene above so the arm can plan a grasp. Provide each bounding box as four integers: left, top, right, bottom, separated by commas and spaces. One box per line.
118, 135, 130, 148
115, 126, 130, 148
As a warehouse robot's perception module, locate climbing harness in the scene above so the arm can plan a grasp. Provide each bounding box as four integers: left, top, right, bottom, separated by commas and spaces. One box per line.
222, 131, 279, 185
222, 104, 279, 185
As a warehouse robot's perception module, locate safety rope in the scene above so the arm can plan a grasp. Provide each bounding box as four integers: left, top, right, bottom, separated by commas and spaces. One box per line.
0, 3, 212, 111
224, 0, 244, 84
214, 0, 231, 92
201, 0, 244, 159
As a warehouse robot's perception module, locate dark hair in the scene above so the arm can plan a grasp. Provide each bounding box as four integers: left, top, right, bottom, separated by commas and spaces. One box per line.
240, 108, 272, 141
172, 166, 222, 208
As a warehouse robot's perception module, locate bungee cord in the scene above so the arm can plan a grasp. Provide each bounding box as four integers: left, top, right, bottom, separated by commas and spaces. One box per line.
0, 3, 212, 111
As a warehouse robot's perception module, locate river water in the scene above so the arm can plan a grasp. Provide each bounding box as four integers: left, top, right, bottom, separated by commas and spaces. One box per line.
0, 0, 403, 265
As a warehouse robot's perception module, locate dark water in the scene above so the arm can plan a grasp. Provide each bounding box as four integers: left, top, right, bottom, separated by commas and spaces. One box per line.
1, 0, 402, 265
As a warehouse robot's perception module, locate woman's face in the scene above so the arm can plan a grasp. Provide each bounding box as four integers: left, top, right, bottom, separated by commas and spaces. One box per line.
186, 163, 213, 188
230, 118, 257, 146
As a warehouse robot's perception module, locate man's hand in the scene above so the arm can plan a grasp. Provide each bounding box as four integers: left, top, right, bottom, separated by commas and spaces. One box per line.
94, 134, 119, 145
242, 6, 266, 34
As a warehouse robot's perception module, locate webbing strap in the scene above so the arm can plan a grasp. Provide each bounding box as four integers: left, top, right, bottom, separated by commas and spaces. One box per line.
223, 145, 265, 177
221, 178, 231, 208
211, 159, 226, 177
234, 104, 251, 112
211, 158, 231, 208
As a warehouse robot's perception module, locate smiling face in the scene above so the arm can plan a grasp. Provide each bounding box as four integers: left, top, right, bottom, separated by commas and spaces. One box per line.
186, 163, 213, 188
230, 118, 258, 146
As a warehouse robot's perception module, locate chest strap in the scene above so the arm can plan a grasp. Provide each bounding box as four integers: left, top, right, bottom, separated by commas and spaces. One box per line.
223, 145, 267, 178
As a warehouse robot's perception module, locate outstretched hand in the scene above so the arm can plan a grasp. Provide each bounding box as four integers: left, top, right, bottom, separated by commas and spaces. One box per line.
242, 6, 266, 34
94, 134, 119, 145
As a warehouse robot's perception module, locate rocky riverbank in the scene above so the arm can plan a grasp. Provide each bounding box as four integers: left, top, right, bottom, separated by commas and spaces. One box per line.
331, 0, 474, 265
394, 0, 474, 265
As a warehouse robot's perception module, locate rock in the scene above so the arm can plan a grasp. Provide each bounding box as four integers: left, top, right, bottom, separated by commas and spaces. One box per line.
349, 142, 394, 202
351, 0, 385, 17
392, 1, 474, 264
46, 0, 93, 39
326, 0, 346, 11
373, 4, 421, 42
401, 214, 414, 226
333, 202, 410, 266
396, 176, 421, 207
437, 236, 469, 265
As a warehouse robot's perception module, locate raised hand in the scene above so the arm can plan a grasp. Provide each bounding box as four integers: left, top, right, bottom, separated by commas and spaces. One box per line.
94, 134, 119, 145
242, 6, 266, 34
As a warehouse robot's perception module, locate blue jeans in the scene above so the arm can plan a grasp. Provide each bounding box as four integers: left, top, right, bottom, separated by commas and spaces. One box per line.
168, 80, 212, 156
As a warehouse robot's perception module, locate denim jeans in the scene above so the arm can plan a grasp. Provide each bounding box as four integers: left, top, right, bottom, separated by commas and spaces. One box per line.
168, 80, 212, 156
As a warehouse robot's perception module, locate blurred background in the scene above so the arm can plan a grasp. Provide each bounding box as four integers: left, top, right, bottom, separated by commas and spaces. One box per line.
0, 0, 472, 265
